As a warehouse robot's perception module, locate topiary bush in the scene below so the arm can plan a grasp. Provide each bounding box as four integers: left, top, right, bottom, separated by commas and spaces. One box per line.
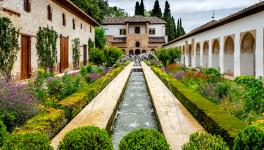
58, 126, 113, 150
118, 128, 170, 150
0, 120, 9, 147
182, 132, 229, 150
3, 132, 52, 150
233, 123, 264, 150
103, 46, 124, 67
89, 48, 105, 65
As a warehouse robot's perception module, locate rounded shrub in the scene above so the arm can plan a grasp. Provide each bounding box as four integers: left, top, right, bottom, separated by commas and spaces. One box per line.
233, 123, 264, 150
58, 126, 113, 150
0, 120, 9, 147
182, 132, 229, 150
3, 132, 52, 150
118, 128, 170, 150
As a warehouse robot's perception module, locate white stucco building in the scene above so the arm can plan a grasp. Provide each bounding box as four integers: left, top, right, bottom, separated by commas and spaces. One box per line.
164, 2, 264, 77
102, 16, 167, 55
0, 0, 98, 80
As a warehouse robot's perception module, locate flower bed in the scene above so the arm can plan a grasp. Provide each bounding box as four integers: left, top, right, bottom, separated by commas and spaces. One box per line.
10, 64, 127, 140
151, 66, 247, 146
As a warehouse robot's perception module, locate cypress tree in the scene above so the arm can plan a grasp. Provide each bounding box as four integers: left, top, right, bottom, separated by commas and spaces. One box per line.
151, 0, 162, 18
176, 19, 180, 38
179, 18, 186, 36
139, 0, 145, 16
172, 17, 177, 39
135, 1, 140, 15
163, 0, 174, 41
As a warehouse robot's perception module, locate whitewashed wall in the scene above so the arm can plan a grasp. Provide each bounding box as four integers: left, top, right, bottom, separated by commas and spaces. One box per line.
149, 24, 166, 37
0, 0, 96, 78
164, 11, 264, 77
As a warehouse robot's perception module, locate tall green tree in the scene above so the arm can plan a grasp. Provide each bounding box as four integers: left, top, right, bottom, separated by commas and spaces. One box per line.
163, 0, 176, 41
151, 0, 162, 18
135, 1, 140, 15
179, 18, 186, 36
139, 0, 145, 16
95, 27, 106, 49
0, 17, 19, 82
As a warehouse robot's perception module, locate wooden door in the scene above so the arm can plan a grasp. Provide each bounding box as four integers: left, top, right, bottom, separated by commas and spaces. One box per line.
60, 36, 69, 73
83, 44, 87, 66
21, 35, 31, 79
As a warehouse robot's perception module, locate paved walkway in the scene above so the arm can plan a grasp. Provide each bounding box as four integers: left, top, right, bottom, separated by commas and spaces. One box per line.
51, 63, 133, 149
141, 62, 204, 150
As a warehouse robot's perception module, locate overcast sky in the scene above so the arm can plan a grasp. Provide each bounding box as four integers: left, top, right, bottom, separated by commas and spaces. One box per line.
108, 0, 261, 32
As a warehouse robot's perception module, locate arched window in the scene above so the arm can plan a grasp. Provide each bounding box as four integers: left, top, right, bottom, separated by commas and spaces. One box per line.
62, 13, 66, 26
47, 5, 52, 21
72, 19, 75, 30
136, 42, 140, 47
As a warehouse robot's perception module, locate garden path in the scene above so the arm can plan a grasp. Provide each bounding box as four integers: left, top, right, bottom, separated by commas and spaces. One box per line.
141, 62, 204, 150
50, 63, 134, 149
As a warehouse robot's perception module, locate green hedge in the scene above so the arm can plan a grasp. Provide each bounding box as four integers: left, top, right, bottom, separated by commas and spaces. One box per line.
58, 126, 113, 150
12, 65, 127, 140
119, 128, 170, 150
3, 132, 52, 150
13, 108, 67, 138
151, 66, 246, 146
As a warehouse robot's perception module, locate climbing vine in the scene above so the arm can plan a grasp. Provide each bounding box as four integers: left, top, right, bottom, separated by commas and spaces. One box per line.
36, 27, 58, 73
72, 38, 80, 69
0, 17, 19, 82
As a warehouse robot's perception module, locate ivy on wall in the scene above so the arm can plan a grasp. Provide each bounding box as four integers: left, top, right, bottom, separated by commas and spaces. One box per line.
0, 17, 19, 82
72, 38, 81, 69
36, 27, 58, 73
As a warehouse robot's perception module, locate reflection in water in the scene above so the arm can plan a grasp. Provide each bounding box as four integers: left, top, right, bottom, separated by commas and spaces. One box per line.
110, 63, 159, 149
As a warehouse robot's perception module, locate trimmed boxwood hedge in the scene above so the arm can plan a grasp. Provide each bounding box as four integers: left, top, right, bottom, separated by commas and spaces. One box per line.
233, 122, 264, 150
151, 66, 246, 146
12, 65, 127, 140
182, 132, 229, 150
119, 128, 170, 150
58, 126, 113, 150
3, 132, 52, 150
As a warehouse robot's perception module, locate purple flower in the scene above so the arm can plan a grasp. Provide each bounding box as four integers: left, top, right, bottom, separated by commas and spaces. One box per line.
175, 71, 185, 80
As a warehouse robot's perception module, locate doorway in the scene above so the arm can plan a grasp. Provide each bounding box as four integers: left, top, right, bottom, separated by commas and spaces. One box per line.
21, 35, 31, 79
60, 36, 69, 73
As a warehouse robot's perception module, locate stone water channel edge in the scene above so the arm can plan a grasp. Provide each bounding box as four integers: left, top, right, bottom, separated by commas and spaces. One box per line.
51, 61, 204, 150
51, 62, 134, 149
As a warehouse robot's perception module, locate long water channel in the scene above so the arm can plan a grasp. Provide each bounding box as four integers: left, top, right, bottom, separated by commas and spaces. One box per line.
110, 62, 159, 149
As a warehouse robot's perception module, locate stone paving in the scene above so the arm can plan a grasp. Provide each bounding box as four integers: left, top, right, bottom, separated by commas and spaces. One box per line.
141, 62, 204, 150
50, 63, 133, 149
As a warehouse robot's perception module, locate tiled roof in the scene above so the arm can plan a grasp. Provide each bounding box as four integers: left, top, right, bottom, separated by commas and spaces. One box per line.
164, 1, 264, 46
52, 0, 99, 26
149, 37, 166, 43
103, 15, 166, 25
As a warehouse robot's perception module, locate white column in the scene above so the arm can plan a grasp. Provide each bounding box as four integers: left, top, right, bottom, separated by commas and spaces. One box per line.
200, 42, 204, 67
219, 36, 224, 73
193, 43, 196, 68
255, 28, 264, 77
234, 33, 240, 77
208, 39, 212, 67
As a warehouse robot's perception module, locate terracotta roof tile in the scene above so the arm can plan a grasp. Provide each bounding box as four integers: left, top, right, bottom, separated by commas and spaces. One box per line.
103, 15, 166, 25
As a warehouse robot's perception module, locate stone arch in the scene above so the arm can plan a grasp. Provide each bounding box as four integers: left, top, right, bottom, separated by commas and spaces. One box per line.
150, 49, 156, 52
240, 32, 256, 76
224, 36, 234, 75
212, 39, 220, 69
129, 50, 134, 55
135, 49, 140, 55
142, 50, 146, 53
203, 41, 209, 68
196, 43, 200, 67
